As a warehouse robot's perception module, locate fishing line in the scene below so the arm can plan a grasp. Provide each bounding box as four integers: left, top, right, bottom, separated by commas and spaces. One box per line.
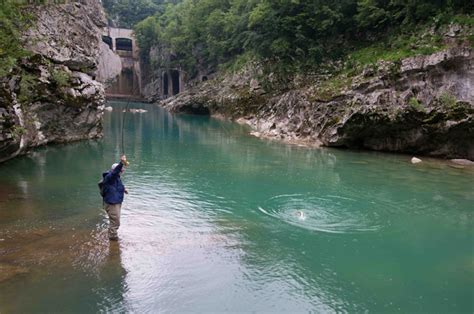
121, 99, 130, 155
120, 79, 139, 156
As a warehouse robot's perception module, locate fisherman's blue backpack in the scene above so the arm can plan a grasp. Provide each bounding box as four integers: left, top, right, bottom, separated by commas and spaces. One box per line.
98, 179, 105, 197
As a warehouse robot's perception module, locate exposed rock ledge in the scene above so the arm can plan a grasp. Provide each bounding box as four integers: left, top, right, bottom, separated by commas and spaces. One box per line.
0, 0, 106, 163
162, 44, 473, 160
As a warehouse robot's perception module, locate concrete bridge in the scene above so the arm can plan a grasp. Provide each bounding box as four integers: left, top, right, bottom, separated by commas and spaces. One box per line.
101, 27, 186, 101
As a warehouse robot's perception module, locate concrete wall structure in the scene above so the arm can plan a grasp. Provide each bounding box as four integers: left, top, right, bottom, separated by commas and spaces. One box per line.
102, 27, 142, 99
101, 27, 187, 101
141, 68, 187, 102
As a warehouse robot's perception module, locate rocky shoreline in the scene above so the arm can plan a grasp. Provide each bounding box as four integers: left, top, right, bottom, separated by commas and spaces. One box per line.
0, 0, 107, 163
161, 28, 474, 160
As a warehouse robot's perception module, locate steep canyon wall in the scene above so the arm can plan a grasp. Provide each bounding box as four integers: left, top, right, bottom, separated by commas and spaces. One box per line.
162, 26, 474, 159
0, 0, 107, 162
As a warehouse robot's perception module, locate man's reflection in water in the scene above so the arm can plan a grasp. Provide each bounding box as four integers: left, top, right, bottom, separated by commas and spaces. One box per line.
95, 241, 128, 312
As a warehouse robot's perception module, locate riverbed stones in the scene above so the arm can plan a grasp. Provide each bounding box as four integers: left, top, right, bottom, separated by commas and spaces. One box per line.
0, 263, 29, 283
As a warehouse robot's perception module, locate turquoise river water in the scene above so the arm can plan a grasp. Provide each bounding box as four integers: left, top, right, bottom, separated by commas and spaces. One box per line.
0, 101, 473, 313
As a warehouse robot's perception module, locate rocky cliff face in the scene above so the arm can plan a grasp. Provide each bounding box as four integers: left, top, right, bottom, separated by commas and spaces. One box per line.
96, 42, 122, 86
162, 28, 474, 160
0, 0, 106, 163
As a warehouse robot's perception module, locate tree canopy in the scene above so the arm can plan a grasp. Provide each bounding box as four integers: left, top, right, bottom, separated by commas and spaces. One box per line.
133, 0, 473, 77
102, 0, 180, 28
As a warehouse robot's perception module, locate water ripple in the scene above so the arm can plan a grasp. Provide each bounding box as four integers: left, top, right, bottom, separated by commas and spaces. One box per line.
257, 193, 382, 234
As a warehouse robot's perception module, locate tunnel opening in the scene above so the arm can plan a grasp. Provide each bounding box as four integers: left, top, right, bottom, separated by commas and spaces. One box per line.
102, 35, 112, 49
171, 70, 180, 95
163, 73, 169, 97
115, 38, 132, 51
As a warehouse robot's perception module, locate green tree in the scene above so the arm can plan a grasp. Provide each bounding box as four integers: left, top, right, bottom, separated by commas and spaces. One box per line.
133, 0, 473, 78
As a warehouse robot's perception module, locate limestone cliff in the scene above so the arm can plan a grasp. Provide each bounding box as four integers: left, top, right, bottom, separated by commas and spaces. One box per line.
162, 25, 474, 160
0, 0, 107, 163
96, 42, 122, 86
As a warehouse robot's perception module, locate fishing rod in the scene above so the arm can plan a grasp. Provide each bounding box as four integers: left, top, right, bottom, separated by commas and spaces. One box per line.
119, 78, 140, 166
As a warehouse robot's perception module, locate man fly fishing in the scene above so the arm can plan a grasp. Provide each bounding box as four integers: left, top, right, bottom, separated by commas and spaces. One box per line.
101, 155, 129, 241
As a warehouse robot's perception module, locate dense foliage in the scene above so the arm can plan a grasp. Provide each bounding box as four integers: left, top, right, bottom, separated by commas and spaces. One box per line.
102, 0, 180, 28
134, 0, 472, 77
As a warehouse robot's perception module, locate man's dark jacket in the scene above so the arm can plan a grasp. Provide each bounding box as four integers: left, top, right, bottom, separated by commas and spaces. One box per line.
102, 162, 125, 204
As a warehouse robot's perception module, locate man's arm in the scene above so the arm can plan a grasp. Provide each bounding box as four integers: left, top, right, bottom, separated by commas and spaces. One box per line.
104, 155, 127, 183
104, 162, 123, 183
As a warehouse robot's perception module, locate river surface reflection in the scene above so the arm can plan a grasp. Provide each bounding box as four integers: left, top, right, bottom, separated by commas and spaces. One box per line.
0, 102, 473, 312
